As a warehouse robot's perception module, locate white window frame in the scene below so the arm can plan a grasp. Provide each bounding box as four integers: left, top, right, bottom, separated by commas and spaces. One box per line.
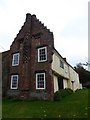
12, 53, 20, 66
38, 47, 47, 62
11, 75, 18, 89
36, 73, 45, 89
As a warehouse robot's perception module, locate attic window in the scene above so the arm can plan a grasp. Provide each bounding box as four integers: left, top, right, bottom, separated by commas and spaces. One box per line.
32, 32, 42, 39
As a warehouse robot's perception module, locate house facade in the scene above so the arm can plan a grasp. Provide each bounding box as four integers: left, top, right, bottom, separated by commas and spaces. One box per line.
2, 13, 82, 100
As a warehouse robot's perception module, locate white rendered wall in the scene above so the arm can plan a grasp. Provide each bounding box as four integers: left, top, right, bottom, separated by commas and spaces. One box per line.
52, 51, 69, 79
53, 75, 58, 93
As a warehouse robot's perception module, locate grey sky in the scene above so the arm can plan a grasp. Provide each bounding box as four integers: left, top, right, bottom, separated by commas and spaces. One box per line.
0, 0, 88, 68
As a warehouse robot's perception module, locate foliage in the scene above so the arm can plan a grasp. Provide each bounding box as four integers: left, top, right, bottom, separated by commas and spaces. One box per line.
74, 63, 90, 86
54, 88, 73, 101
65, 88, 73, 94
75, 89, 82, 92
60, 89, 69, 98
54, 91, 62, 101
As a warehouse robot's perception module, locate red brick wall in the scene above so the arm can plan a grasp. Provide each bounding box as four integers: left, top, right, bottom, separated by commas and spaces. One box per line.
3, 13, 54, 100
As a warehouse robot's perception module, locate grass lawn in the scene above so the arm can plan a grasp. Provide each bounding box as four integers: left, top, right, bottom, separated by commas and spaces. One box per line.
2, 88, 89, 119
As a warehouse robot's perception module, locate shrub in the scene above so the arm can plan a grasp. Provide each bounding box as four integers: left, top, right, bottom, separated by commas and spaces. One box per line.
65, 88, 73, 94
60, 89, 69, 98
75, 89, 81, 92
54, 91, 62, 101
54, 88, 73, 101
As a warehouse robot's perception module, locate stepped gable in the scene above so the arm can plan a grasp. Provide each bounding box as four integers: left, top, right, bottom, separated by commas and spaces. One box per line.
31, 14, 53, 35
10, 13, 54, 48
31, 14, 54, 49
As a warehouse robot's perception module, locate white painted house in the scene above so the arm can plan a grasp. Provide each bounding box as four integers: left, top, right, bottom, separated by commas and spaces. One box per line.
52, 49, 82, 93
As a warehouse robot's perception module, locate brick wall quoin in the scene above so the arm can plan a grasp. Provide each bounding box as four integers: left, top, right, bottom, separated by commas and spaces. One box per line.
3, 13, 55, 100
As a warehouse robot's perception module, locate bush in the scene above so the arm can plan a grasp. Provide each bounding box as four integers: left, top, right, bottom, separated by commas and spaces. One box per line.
54, 91, 62, 101
65, 88, 73, 94
75, 89, 81, 92
54, 88, 73, 101
60, 89, 69, 98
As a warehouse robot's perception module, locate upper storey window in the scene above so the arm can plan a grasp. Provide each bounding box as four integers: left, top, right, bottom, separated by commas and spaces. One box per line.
12, 53, 20, 66
60, 60, 64, 69
38, 47, 47, 62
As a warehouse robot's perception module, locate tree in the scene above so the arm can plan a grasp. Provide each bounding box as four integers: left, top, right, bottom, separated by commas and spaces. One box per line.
74, 63, 90, 87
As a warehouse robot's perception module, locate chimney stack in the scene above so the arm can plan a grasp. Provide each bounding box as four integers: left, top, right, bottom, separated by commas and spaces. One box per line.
26, 13, 31, 22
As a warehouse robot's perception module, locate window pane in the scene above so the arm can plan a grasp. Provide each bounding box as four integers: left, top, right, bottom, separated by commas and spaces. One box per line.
60, 60, 64, 69
36, 73, 45, 89
38, 47, 47, 62
11, 75, 18, 89
12, 53, 19, 66
14, 55, 18, 64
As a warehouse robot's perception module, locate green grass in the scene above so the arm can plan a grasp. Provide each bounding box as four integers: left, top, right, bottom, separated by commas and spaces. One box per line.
2, 88, 89, 119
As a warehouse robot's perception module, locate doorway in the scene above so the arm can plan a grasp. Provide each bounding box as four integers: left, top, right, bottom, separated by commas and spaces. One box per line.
58, 77, 63, 90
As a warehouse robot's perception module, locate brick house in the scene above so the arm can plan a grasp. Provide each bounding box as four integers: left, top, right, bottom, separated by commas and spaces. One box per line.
2, 13, 82, 100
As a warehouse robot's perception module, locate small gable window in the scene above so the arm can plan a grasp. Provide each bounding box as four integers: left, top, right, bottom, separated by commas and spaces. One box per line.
38, 47, 47, 62
11, 75, 18, 89
12, 53, 20, 66
60, 60, 64, 69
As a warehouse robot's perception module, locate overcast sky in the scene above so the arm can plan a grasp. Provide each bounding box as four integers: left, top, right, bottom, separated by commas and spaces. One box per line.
0, 0, 88, 68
